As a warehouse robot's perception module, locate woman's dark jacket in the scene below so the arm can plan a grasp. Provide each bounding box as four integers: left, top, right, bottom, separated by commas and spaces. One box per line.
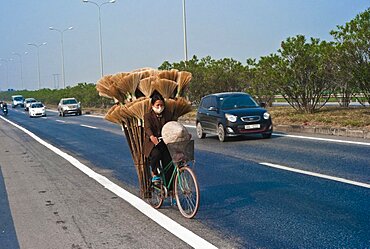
143, 108, 174, 158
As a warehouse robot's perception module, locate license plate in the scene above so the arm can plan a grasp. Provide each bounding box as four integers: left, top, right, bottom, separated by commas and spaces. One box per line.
244, 124, 260, 129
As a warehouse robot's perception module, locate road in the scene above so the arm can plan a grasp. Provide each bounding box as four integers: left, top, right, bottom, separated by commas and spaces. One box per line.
0, 108, 369, 248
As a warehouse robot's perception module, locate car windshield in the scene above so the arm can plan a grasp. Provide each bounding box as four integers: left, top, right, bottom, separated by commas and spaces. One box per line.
14, 97, 23, 101
62, 99, 77, 105
31, 103, 44, 108
220, 95, 259, 110
26, 99, 36, 103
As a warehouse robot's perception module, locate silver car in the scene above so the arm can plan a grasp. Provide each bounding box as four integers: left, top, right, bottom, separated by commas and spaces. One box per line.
57, 98, 82, 117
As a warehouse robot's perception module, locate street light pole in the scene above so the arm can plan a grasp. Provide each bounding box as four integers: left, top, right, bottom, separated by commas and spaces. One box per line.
28, 42, 47, 90
182, 0, 188, 62
83, 0, 116, 78
0, 58, 9, 91
49, 26, 73, 89
12, 52, 28, 90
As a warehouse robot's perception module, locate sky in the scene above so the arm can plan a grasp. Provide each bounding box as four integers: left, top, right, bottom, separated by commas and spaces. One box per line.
0, 0, 369, 91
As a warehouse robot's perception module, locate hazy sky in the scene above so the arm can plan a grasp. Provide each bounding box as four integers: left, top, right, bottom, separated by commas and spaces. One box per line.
0, 0, 369, 91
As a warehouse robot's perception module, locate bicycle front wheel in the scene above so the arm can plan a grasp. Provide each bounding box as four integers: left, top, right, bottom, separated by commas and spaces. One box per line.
148, 183, 164, 209
174, 167, 200, 219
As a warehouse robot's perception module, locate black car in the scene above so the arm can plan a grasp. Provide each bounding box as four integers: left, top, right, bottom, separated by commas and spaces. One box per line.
196, 92, 273, 142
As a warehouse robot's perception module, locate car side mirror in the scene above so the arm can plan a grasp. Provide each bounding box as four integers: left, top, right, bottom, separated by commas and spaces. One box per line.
260, 102, 266, 108
208, 106, 218, 112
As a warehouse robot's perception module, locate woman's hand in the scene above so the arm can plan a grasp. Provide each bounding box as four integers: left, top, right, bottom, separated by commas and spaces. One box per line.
150, 135, 159, 145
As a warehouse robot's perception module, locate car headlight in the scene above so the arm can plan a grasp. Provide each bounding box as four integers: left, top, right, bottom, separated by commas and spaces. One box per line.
263, 112, 270, 120
225, 113, 237, 122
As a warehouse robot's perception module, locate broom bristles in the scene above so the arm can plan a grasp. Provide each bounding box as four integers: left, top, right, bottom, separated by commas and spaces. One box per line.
174, 97, 192, 118
96, 75, 115, 98
138, 76, 156, 97
165, 98, 176, 116
114, 73, 140, 100
176, 71, 192, 97
104, 104, 122, 124
152, 79, 178, 99
128, 99, 147, 121
158, 69, 178, 81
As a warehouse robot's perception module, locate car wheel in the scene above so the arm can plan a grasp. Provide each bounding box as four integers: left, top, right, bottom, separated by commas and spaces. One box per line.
196, 122, 206, 139
262, 132, 272, 139
62, 111, 65, 117
218, 124, 226, 142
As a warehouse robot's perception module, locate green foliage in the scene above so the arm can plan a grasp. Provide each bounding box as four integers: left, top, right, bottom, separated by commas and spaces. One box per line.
331, 8, 370, 106
159, 55, 250, 104
0, 83, 112, 108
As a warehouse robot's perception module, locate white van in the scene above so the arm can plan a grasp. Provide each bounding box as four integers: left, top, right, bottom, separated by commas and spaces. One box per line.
11, 95, 25, 108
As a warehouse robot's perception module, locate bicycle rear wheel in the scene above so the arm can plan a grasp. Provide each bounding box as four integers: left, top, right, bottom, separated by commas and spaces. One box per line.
148, 183, 164, 209
174, 166, 200, 219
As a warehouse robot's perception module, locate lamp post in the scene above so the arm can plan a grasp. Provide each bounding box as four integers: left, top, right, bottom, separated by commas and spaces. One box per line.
12, 52, 28, 90
0, 58, 9, 91
182, 0, 188, 62
49, 26, 73, 89
83, 0, 116, 77
28, 42, 47, 90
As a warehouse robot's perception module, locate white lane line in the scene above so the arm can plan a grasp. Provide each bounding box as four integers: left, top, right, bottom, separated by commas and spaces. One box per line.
0, 115, 217, 249
80, 124, 98, 129
184, 124, 369, 146
273, 133, 370, 146
260, 162, 370, 189
56, 120, 66, 123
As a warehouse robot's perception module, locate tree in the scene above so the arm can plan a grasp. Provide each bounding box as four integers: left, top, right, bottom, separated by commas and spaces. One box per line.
277, 35, 336, 113
247, 54, 282, 106
331, 8, 370, 106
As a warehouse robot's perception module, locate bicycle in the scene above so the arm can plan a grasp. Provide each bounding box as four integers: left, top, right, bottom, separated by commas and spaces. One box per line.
147, 140, 200, 219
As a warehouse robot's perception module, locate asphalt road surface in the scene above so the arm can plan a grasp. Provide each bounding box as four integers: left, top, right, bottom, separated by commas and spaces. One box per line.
0, 107, 369, 248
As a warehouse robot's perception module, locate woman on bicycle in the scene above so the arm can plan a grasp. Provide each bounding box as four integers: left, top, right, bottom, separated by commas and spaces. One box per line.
143, 94, 174, 183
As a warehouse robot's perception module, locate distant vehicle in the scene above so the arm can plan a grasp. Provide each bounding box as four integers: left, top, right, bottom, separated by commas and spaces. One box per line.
11, 95, 24, 108
1, 101, 8, 116
57, 98, 82, 117
24, 98, 37, 111
28, 102, 46, 118
196, 92, 273, 142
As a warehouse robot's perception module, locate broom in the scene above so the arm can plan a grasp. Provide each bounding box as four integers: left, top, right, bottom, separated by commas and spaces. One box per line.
114, 73, 140, 102
104, 104, 122, 124
165, 98, 176, 118
96, 75, 115, 99
174, 97, 193, 120
158, 69, 178, 81
152, 79, 178, 99
138, 76, 156, 97
176, 71, 192, 97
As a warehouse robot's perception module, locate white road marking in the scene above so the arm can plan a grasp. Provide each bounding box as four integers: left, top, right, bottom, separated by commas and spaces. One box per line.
0, 115, 217, 249
56, 120, 66, 123
80, 124, 98, 129
184, 124, 370, 146
260, 162, 370, 189
273, 133, 370, 146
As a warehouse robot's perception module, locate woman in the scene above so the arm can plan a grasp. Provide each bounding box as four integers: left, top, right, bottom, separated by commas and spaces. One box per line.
143, 94, 174, 182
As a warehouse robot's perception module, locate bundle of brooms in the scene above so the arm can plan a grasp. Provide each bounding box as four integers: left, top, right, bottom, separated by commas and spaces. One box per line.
96, 68, 192, 197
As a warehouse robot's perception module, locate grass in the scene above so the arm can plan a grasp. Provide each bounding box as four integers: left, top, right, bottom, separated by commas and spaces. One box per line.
268, 106, 370, 131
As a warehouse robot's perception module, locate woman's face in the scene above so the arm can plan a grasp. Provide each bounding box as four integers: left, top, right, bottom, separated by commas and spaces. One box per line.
152, 99, 165, 114
153, 100, 164, 108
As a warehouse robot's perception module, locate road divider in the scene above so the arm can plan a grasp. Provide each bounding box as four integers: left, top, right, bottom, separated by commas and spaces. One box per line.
0, 115, 218, 249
